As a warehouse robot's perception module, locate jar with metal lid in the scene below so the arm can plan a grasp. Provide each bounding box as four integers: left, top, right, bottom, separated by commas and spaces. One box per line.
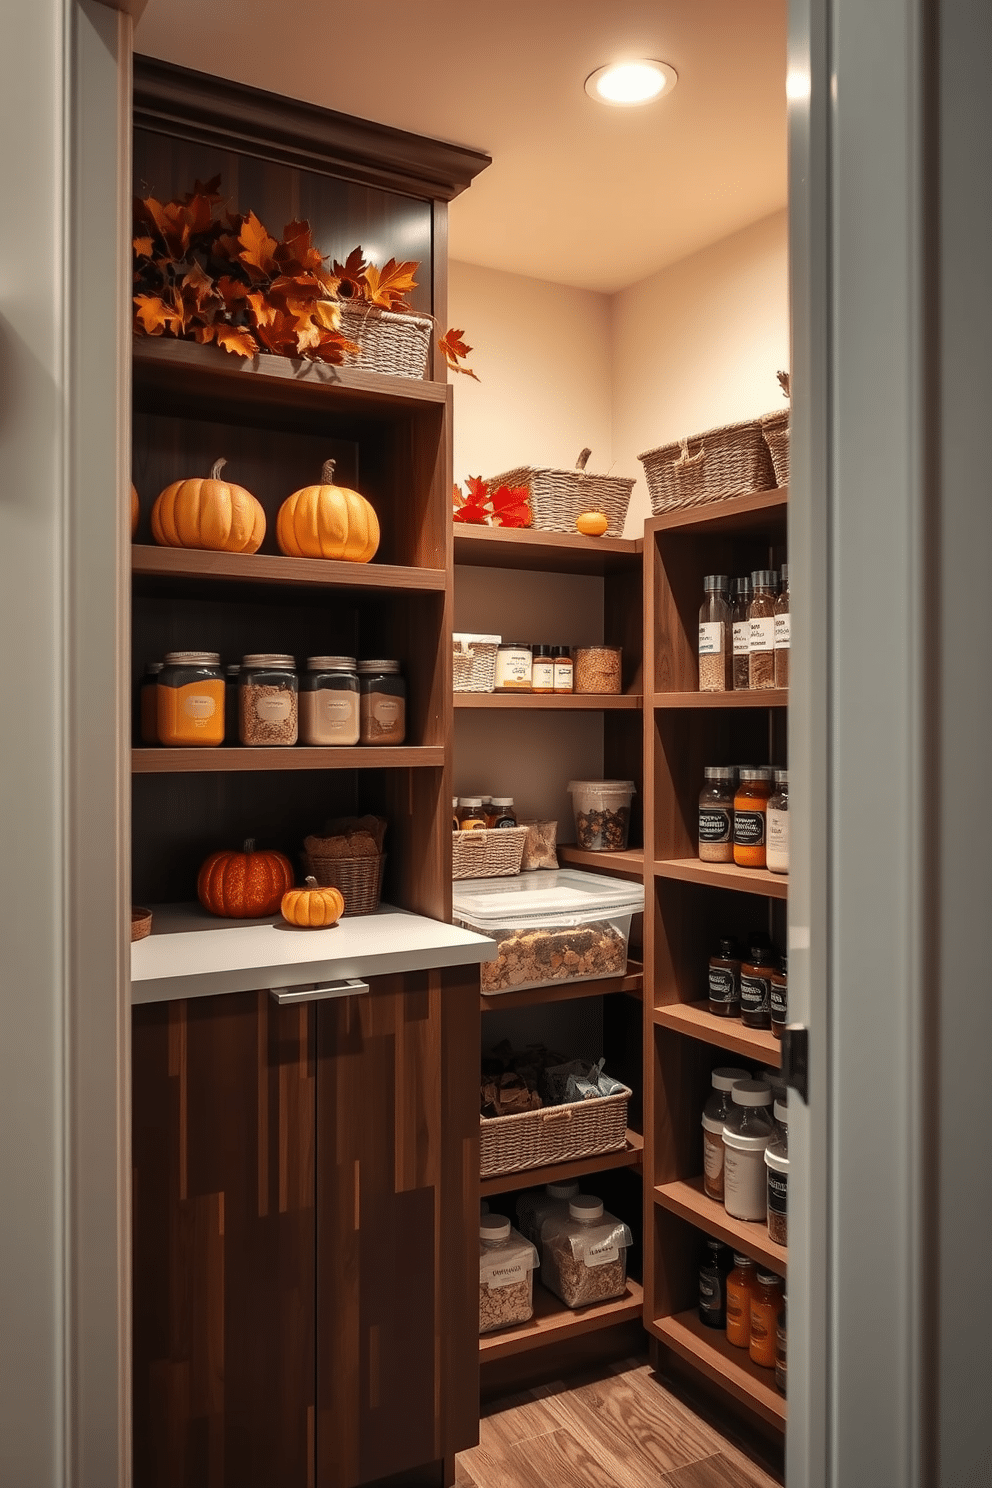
731, 577, 752, 690
224, 664, 240, 744
770, 953, 788, 1036
766, 769, 789, 873
239, 654, 298, 746
138, 661, 163, 745
552, 646, 573, 693
748, 570, 779, 689
699, 574, 731, 691
531, 644, 554, 693
157, 651, 224, 747
774, 564, 790, 688
708, 936, 742, 1018
358, 660, 406, 745
299, 656, 360, 746
722, 1081, 774, 1221
485, 798, 517, 829
733, 766, 773, 867
740, 945, 777, 1029
701, 1066, 751, 1200
494, 642, 532, 692
698, 766, 735, 862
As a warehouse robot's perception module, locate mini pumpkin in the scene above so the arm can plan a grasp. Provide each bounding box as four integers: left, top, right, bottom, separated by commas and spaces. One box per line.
131, 483, 140, 538
281, 876, 345, 928
152, 458, 266, 554
276, 459, 380, 563
575, 510, 610, 537
197, 838, 294, 919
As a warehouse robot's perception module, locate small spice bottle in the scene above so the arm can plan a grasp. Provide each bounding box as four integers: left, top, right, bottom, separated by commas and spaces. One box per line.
765, 1120, 789, 1247
770, 953, 788, 1037
698, 1237, 733, 1330
494, 642, 532, 692
722, 1080, 774, 1221
552, 646, 574, 693
299, 657, 360, 746
749, 1272, 784, 1368
733, 767, 773, 867
531, 644, 554, 693
726, 1254, 759, 1348
748, 571, 779, 689
699, 575, 731, 692
358, 660, 406, 745
775, 1296, 788, 1395
701, 1066, 751, 1201
740, 944, 777, 1029
774, 564, 790, 688
766, 769, 789, 874
485, 798, 517, 828
224, 664, 240, 745
239, 654, 298, 747
698, 766, 735, 862
138, 661, 163, 745
458, 797, 488, 830
731, 577, 752, 691
708, 937, 743, 1019
158, 651, 225, 747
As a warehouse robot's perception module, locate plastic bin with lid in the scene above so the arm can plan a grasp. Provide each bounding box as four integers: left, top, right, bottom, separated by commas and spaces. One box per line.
452, 868, 645, 995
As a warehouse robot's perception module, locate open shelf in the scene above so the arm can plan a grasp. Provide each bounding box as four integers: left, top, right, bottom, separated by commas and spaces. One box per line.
649, 1310, 786, 1429
454, 524, 641, 577
481, 961, 643, 1012
652, 1002, 782, 1066
131, 544, 446, 594
132, 745, 444, 773
648, 487, 789, 537
454, 693, 641, 711
652, 690, 788, 710
652, 858, 788, 900
653, 1177, 787, 1274
557, 845, 645, 878
479, 1129, 644, 1198
479, 1279, 644, 1361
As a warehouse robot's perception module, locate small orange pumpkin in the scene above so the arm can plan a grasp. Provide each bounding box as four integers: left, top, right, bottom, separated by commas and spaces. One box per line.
131, 483, 140, 538
281, 876, 345, 928
575, 510, 609, 537
197, 838, 294, 919
152, 458, 266, 554
276, 459, 380, 563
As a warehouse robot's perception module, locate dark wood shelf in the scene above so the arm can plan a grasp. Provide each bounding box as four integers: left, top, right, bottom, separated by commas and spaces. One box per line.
649, 1310, 786, 1429
652, 1001, 782, 1067
479, 1129, 644, 1198
479, 1279, 644, 1361
653, 1177, 787, 1274
652, 858, 788, 900
647, 486, 788, 536
453, 693, 642, 711
557, 845, 644, 878
131, 544, 446, 594
454, 524, 641, 576
132, 745, 445, 774
652, 690, 788, 709
481, 961, 643, 1012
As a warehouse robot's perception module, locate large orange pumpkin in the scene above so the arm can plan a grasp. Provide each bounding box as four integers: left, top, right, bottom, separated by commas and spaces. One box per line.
280, 876, 345, 928
197, 838, 294, 919
131, 483, 140, 538
152, 458, 266, 554
276, 459, 380, 563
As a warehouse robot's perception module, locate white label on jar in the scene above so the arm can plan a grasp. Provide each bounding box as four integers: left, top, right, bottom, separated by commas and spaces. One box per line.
767, 808, 789, 871
583, 1239, 620, 1267
699, 621, 723, 656
733, 620, 750, 656
703, 1127, 725, 1184
775, 612, 791, 648
322, 696, 355, 723
373, 698, 401, 724
182, 694, 216, 721
495, 649, 531, 686
255, 693, 292, 723
723, 1143, 768, 1221
532, 660, 554, 689
480, 1254, 529, 1289
749, 616, 775, 652
553, 660, 573, 688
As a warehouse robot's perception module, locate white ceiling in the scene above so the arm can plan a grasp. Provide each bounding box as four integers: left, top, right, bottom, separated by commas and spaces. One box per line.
135, 0, 787, 294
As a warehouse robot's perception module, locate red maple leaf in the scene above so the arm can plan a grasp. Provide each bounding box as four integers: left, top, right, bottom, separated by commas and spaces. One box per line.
452, 477, 491, 525
489, 483, 532, 529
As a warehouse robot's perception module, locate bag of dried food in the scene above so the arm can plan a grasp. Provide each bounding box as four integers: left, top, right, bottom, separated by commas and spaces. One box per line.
479, 1215, 538, 1334
540, 1195, 632, 1309
519, 819, 558, 870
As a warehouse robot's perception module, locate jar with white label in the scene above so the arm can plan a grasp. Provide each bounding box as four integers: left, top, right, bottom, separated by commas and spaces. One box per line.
494, 642, 532, 692
748, 570, 779, 689
358, 660, 406, 745
774, 564, 790, 687
699, 575, 731, 691
770, 954, 788, 1037
731, 577, 752, 690
531, 644, 554, 692
158, 652, 224, 747
767, 769, 789, 873
765, 1119, 789, 1246
239, 654, 298, 746
479, 1216, 538, 1334
299, 657, 360, 746
723, 1081, 774, 1221
552, 646, 574, 693
701, 1066, 752, 1201
541, 1195, 632, 1308
698, 766, 735, 862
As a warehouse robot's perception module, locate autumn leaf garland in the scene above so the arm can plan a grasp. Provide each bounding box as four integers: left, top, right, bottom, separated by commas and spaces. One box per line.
453, 476, 532, 528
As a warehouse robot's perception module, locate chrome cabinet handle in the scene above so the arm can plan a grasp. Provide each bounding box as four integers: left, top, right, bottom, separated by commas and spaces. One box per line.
269, 979, 370, 1005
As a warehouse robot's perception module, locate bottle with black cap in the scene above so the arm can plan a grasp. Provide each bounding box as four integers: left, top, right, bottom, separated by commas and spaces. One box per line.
699, 574, 731, 691
731, 576, 752, 690
774, 563, 790, 687
531, 644, 554, 693
698, 1236, 733, 1329
748, 570, 779, 689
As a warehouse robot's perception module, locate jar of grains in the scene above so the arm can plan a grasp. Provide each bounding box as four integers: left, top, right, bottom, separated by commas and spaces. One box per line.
699, 574, 731, 691
239, 655, 298, 746
138, 661, 162, 744
774, 564, 790, 687
766, 769, 789, 873
731, 577, 752, 690
701, 1066, 751, 1201
358, 660, 406, 745
299, 657, 360, 746
748, 570, 779, 689
157, 652, 225, 747
494, 642, 532, 692
698, 766, 735, 862
722, 1081, 774, 1222
733, 767, 773, 867
574, 645, 622, 695
479, 1216, 538, 1335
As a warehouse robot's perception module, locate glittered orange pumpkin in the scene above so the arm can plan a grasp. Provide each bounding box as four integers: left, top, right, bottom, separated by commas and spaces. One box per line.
152, 458, 266, 554
276, 459, 380, 563
575, 510, 609, 537
280, 876, 345, 928
197, 838, 294, 919
131, 483, 140, 538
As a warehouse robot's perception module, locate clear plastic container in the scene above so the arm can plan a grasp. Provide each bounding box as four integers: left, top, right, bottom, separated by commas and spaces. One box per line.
567, 779, 636, 852
452, 868, 644, 995
701, 1066, 752, 1201
479, 1216, 538, 1334
699, 575, 731, 692
748, 570, 779, 689
516, 1181, 580, 1254
723, 1081, 775, 1221
541, 1196, 632, 1308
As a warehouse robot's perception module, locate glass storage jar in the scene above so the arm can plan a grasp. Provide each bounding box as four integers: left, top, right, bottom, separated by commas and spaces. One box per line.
485, 798, 517, 828
733, 766, 773, 867
774, 564, 790, 687
157, 651, 224, 747
701, 1065, 752, 1200
138, 661, 162, 745
515, 1181, 580, 1255
766, 769, 789, 873
358, 660, 406, 745
224, 664, 240, 744
740, 944, 777, 1029
765, 1119, 789, 1246
531, 644, 554, 693
299, 656, 360, 746
731, 577, 752, 690
494, 642, 532, 692
750, 1271, 784, 1367
458, 798, 488, 830
708, 936, 743, 1018
726, 1254, 759, 1348
552, 646, 573, 693
698, 1237, 733, 1330
698, 765, 735, 862
573, 645, 622, 695
770, 953, 788, 1036
239, 654, 298, 746
748, 570, 779, 689
722, 1080, 774, 1221
698, 574, 731, 692
479, 1216, 538, 1334
541, 1195, 632, 1308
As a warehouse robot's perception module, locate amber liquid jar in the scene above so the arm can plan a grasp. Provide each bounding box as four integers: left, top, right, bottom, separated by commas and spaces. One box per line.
733, 767, 772, 867
708, 937, 742, 1018
770, 953, 788, 1036
726, 1255, 758, 1348
740, 946, 776, 1029
749, 1272, 784, 1368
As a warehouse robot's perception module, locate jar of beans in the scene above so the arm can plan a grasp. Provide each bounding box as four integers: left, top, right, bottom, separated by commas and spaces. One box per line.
573, 645, 622, 695
239, 654, 298, 746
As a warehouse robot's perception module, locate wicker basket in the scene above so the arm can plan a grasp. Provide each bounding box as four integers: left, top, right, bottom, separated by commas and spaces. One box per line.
479, 1085, 632, 1178
486, 449, 635, 537
638, 419, 775, 514
760, 408, 790, 487
302, 852, 385, 915
453, 826, 528, 880
453, 633, 501, 693
131, 907, 153, 942
338, 302, 434, 380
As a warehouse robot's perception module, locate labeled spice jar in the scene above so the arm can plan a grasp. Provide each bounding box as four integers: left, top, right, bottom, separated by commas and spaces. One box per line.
701, 1066, 752, 1200
698, 766, 735, 863
239, 654, 298, 746
568, 779, 635, 851
138, 661, 162, 745
494, 642, 532, 692
699, 574, 731, 692
479, 1216, 538, 1335
774, 564, 790, 688
749, 1271, 784, 1368
574, 645, 622, 695
158, 652, 225, 747
224, 664, 240, 744
741, 945, 776, 1029
726, 1254, 758, 1348
458, 798, 488, 830
485, 798, 517, 829
765, 1121, 789, 1246
775, 1296, 788, 1395
708, 937, 743, 1019
516, 1181, 580, 1255
358, 660, 406, 745
531, 644, 554, 693
722, 1080, 774, 1221
552, 646, 574, 693
541, 1195, 632, 1309
731, 577, 752, 690
299, 657, 360, 746
733, 767, 772, 867
770, 953, 788, 1036
766, 769, 789, 874
748, 570, 779, 689
698, 1237, 733, 1330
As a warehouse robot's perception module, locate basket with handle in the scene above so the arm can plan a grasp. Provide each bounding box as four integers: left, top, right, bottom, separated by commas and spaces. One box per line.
452, 826, 528, 880
486, 449, 635, 536
452, 633, 501, 693
479, 1085, 632, 1177
638, 419, 775, 514
301, 851, 386, 915
760, 370, 791, 487
337, 302, 434, 380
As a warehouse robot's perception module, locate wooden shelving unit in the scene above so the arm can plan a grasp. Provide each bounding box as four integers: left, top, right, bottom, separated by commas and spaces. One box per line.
652, 1001, 782, 1066
480, 1129, 644, 1198
653, 1176, 787, 1274
454, 525, 641, 576
653, 690, 788, 710
480, 960, 643, 1011
557, 845, 645, 878
653, 858, 789, 899
132, 745, 446, 773
480, 1279, 644, 1361
454, 692, 642, 710
648, 1311, 786, 1429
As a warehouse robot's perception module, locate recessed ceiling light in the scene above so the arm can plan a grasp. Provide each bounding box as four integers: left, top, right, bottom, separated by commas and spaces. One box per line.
585, 60, 678, 107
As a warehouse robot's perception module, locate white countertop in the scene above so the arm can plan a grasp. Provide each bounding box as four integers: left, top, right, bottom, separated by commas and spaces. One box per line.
131, 902, 496, 1004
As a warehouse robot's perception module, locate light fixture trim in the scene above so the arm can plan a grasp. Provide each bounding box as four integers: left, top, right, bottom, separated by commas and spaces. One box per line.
584, 59, 678, 107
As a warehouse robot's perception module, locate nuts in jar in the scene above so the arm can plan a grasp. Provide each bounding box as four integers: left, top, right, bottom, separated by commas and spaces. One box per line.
573, 645, 622, 694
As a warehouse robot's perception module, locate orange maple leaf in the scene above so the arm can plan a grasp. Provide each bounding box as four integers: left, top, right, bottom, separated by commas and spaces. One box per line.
181, 261, 220, 313
133, 235, 154, 258
133, 293, 183, 337
438, 327, 479, 380
453, 475, 491, 524
490, 483, 532, 529
215, 324, 259, 359
332, 246, 368, 298
238, 211, 278, 278
363, 258, 419, 310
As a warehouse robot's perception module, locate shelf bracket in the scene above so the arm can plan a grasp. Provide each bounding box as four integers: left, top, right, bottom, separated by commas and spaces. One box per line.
780, 1023, 809, 1104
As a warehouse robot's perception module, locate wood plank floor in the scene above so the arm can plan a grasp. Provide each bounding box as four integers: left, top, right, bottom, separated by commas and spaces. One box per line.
457, 1358, 780, 1488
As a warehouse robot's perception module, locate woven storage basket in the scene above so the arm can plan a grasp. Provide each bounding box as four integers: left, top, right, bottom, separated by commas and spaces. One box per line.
302, 852, 385, 915
338, 302, 434, 380
131, 907, 153, 942
453, 633, 500, 693
479, 1085, 632, 1178
760, 408, 790, 487
638, 419, 775, 514
453, 826, 528, 880
486, 448, 635, 537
